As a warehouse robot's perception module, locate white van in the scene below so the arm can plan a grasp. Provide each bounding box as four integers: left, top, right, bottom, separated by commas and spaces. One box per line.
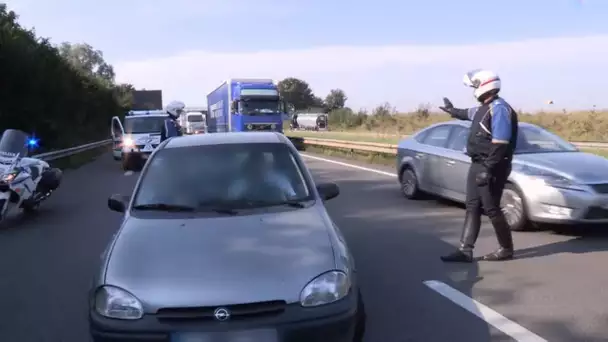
181, 111, 207, 135
110, 110, 167, 171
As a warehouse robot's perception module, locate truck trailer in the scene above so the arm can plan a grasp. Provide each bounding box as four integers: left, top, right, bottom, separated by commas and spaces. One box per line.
206, 79, 286, 133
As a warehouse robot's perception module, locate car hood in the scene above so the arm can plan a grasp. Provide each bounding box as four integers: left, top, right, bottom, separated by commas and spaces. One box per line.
104, 206, 336, 311
514, 152, 608, 183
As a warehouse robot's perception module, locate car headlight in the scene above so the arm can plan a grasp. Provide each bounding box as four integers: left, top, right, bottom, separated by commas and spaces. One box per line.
94, 286, 144, 320
514, 164, 584, 191
300, 271, 351, 307
270, 123, 277, 129
122, 137, 134, 147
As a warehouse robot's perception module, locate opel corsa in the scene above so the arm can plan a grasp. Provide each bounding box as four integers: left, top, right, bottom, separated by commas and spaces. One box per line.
89, 132, 366, 342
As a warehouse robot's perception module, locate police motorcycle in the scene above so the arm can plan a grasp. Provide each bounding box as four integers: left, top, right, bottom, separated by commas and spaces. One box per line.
0, 129, 62, 221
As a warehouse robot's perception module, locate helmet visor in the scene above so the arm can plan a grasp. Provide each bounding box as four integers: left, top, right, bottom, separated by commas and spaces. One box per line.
463, 69, 483, 88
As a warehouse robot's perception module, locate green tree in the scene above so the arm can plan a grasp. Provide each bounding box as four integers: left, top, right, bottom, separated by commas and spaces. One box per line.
58, 42, 116, 85
277, 78, 318, 110
0, 4, 130, 150
325, 89, 347, 110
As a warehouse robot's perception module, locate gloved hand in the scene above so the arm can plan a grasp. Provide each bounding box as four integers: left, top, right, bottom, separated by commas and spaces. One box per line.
439, 97, 457, 117
475, 167, 492, 186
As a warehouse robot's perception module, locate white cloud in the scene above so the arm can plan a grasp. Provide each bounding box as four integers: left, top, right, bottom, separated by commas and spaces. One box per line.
114, 35, 608, 111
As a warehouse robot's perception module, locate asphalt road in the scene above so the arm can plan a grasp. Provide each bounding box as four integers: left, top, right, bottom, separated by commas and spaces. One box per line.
1, 152, 608, 341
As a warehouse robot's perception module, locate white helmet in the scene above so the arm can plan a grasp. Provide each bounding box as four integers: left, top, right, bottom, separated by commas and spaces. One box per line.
463, 69, 501, 101
165, 100, 186, 119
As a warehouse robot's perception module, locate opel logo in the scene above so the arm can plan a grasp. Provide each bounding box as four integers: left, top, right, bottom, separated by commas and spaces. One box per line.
213, 308, 230, 321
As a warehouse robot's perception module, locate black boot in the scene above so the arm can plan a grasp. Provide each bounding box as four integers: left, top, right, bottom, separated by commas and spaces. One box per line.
482, 215, 514, 261
440, 248, 473, 263
482, 247, 513, 261
440, 213, 480, 263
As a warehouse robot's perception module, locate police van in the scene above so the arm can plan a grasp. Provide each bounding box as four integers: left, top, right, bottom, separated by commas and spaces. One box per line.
110, 110, 167, 171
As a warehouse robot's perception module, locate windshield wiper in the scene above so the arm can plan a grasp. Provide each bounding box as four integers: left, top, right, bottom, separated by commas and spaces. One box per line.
132, 203, 196, 212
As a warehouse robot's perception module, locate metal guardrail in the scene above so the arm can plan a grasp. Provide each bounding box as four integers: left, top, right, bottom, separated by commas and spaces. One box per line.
293, 136, 608, 155
32, 139, 112, 161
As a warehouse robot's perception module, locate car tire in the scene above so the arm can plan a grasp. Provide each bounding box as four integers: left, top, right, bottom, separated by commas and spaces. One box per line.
353, 290, 366, 342
400, 167, 422, 199
501, 183, 531, 231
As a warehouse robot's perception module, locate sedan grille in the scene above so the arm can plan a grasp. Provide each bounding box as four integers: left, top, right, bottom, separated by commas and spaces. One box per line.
155, 300, 286, 321
590, 183, 608, 194
584, 206, 608, 220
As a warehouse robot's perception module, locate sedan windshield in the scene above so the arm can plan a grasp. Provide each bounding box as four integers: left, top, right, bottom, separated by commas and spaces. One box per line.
515, 126, 578, 154
132, 143, 312, 211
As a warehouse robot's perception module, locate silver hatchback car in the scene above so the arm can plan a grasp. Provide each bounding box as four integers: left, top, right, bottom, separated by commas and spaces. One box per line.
90, 132, 365, 342
397, 121, 608, 231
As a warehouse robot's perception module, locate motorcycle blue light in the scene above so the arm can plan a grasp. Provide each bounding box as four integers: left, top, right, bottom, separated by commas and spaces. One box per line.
27, 138, 39, 148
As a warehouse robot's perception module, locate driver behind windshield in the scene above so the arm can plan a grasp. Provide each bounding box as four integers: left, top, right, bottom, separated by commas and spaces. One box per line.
227, 151, 296, 202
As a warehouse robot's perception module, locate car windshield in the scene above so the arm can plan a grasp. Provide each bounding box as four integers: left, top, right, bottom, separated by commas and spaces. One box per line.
515, 126, 578, 154
124, 117, 166, 134
187, 114, 203, 122
132, 143, 313, 211
238, 99, 279, 115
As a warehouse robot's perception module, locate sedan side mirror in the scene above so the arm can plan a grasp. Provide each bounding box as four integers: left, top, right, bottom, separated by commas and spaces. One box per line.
108, 194, 129, 213
316, 182, 340, 201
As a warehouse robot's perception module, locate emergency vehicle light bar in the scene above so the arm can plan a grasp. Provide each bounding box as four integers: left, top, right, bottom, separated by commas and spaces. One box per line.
127, 110, 167, 116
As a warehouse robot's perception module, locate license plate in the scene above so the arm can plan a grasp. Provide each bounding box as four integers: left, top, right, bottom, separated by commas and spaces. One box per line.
172, 329, 278, 342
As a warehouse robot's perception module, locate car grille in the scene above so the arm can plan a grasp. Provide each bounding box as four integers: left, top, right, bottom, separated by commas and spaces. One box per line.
584, 206, 608, 219
135, 144, 158, 150
155, 300, 286, 321
590, 183, 608, 194
246, 124, 276, 131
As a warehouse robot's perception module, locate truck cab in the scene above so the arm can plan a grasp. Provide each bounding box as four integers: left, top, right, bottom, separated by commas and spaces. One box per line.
110, 110, 167, 171
182, 110, 207, 135
207, 79, 288, 133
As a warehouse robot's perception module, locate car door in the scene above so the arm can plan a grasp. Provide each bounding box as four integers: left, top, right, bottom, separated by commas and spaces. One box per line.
110, 116, 124, 158
441, 126, 471, 201
418, 125, 454, 192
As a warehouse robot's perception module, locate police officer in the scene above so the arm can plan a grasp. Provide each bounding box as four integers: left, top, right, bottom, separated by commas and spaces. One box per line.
438, 69, 518, 262
161, 100, 185, 142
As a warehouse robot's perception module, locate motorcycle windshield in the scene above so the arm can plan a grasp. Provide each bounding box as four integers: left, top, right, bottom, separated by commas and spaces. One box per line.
0, 129, 28, 159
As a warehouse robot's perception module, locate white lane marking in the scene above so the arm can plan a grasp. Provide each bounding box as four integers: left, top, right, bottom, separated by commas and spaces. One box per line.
304, 153, 547, 341
423, 280, 548, 342
300, 153, 397, 178
124, 171, 134, 176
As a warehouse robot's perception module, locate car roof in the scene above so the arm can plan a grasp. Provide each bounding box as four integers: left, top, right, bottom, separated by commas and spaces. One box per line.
426, 120, 538, 130
125, 115, 167, 119
164, 132, 286, 149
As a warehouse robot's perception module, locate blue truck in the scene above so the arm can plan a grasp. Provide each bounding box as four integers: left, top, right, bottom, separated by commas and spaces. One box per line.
206, 79, 286, 133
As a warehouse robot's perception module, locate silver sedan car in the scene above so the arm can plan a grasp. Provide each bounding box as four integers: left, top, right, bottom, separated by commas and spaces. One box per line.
396, 120, 608, 231
90, 132, 366, 342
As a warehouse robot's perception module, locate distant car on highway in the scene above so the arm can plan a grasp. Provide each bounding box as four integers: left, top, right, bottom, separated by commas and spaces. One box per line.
396, 120, 608, 230
90, 132, 366, 342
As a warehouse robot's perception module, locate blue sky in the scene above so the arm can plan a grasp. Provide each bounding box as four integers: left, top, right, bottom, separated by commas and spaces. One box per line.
9, 0, 608, 111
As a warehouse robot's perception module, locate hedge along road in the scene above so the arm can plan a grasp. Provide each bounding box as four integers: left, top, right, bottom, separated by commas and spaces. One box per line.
1, 152, 607, 341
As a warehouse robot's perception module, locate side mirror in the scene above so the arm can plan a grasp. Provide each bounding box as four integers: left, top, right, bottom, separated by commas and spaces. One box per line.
316, 182, 339, 201
230, 100, 238, 113
108, 194, 129, 213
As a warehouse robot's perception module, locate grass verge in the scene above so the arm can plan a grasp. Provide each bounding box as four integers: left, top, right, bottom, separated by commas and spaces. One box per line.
46, 144, 112, 170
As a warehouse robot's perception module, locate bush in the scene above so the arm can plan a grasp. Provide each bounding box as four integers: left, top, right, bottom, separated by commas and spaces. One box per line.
327, 105, 608, 142
0, 4, 129, 152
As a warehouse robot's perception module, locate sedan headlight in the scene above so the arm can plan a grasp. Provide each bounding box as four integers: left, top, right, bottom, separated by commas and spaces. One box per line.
94, 286, 144, 320
514, 164, 584, 191
122, 137, 134, 147
300, 271, 351, 307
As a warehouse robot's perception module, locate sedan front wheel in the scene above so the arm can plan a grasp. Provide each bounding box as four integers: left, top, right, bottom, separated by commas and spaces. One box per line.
501, 184, 529, 231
